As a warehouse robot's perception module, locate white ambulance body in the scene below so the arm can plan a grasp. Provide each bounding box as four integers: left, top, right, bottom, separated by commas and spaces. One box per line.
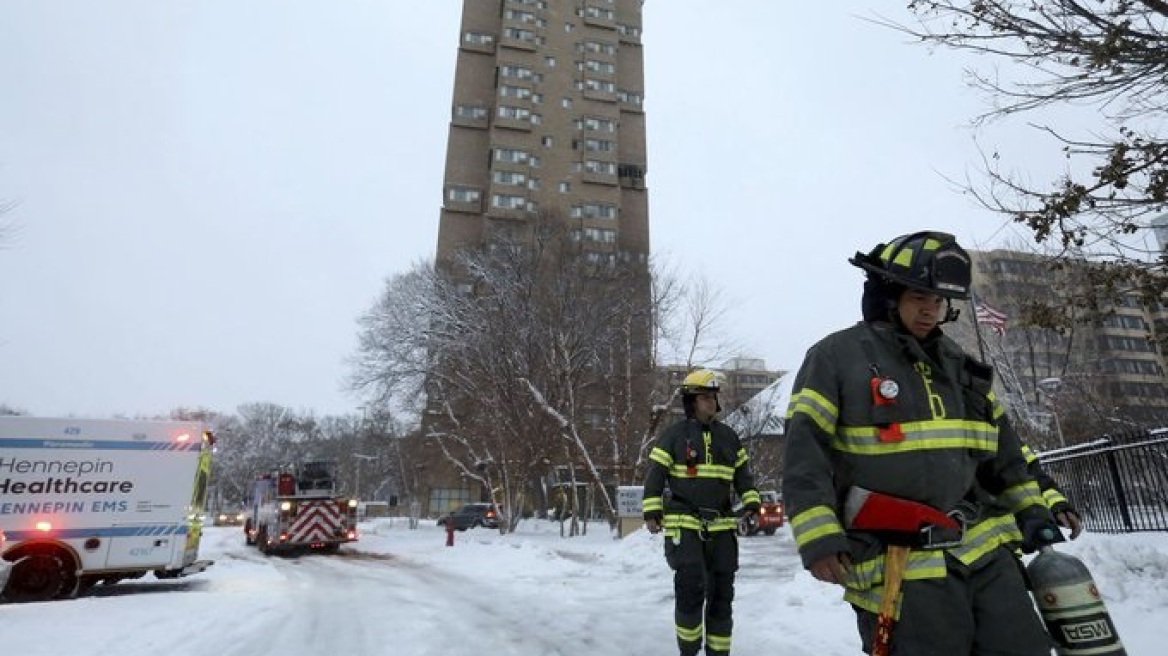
0, 416, 215, 603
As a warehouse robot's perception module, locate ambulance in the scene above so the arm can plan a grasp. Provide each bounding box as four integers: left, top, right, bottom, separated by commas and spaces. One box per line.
0, 416, 215, 603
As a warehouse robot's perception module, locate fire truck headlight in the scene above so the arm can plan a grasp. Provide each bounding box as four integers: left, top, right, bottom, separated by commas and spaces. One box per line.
348, 499, 358, 508
280, 501, 292, 512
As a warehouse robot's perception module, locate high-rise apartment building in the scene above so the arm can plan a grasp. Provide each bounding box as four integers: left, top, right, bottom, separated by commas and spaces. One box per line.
436, 0, 649, 267
959, 248, 1168, 430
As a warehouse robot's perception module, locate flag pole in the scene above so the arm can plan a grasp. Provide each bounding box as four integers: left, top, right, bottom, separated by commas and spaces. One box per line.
969, 290, 988, 362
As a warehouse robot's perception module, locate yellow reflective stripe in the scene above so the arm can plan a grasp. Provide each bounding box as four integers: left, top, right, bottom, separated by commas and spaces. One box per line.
642, 496, 663, 513
1021, 444, 1038, 464
787, 388, 838, 435
676, 623, 702, 642
831, 419, 996, 454
790, 505, 845, 548
739, 490, 761, 506
847, 549, 947, 590
707, 633, 732, 652
998, 480, 1045, 514
735, 447, 749, 468
663, 514, 738, 532
667, 463, 736, 480
950, 514, 1022, 566
844, 586, 891, 616
649, 446, 673, 468
1043, 488, 1068, 507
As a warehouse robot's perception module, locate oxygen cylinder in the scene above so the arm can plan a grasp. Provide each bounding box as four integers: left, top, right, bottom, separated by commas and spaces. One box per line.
1026, 546, 1126, 655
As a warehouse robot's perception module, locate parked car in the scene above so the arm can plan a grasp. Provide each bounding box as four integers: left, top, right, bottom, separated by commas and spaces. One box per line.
437, 503, 501, 531
213, 508, 246, 527
736, 491, 785, 536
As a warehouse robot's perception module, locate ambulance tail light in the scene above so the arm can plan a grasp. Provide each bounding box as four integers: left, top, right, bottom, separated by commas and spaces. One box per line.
35, 521, 53, 532
176, 432, 191, 442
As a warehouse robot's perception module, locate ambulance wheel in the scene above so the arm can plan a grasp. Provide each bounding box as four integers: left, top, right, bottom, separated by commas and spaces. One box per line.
5, 554, 71, 603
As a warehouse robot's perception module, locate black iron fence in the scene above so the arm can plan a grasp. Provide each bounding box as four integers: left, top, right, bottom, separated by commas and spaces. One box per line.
1038, 427, 1168, 533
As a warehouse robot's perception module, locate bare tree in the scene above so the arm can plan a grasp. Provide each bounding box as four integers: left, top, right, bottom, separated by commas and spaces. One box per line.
881, 2, 1168, 324
349, 218, 661, 532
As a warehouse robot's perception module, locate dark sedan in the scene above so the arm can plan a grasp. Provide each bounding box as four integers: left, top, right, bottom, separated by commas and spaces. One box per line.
437, 503, 501, 531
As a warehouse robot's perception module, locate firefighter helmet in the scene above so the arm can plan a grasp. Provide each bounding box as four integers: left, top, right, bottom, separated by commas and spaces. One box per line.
680, 368, 722, 395
849, 231, 972, 300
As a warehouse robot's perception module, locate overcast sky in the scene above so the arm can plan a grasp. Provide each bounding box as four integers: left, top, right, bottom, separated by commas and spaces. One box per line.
0, 1, 1072, 419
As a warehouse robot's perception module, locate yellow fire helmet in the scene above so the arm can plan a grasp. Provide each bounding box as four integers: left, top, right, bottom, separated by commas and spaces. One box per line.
680, 368, 723, 395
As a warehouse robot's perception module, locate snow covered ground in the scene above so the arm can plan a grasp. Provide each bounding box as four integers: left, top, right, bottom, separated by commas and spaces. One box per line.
4, 519, 1165, 655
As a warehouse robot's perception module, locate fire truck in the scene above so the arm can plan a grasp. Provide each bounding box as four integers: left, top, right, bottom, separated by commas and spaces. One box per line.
244, 460, 358, 554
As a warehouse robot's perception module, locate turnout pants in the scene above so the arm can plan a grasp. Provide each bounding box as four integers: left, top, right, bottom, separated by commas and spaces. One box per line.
854, 546, 1052, 656
664, 528, 739, 656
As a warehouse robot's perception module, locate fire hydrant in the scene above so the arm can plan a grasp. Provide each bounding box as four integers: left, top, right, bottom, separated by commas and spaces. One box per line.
445, 514, 455, 547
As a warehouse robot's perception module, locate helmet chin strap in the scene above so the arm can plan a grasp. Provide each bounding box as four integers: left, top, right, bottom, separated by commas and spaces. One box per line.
941, 301, 960, 325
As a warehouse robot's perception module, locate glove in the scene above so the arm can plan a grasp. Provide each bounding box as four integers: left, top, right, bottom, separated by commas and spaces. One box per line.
1051, 501, 1083, 540
1020, 516, 1065, 553
644, 513, 662, 534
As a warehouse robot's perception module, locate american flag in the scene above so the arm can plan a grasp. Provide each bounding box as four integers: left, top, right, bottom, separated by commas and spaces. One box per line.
972, 293, 1008, 336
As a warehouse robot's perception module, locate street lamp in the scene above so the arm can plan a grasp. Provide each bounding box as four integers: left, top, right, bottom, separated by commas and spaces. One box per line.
1035, 377, 1066, 448
352, 453, 377, 499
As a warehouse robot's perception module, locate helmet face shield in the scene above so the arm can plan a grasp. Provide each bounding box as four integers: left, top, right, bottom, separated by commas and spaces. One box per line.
850, 231, 971, 300
928, 247, 972, 299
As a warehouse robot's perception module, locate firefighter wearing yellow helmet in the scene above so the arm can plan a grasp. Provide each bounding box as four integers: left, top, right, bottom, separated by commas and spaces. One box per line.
782, 231, 1063, 655
642, 368, 761, 656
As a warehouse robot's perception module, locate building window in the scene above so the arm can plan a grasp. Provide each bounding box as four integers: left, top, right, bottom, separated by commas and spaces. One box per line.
561, 97, 573, 109
583, 6, 615, 20
504, 9, 536, 23
577, 116, 616, 132
617, 23, 641, 38
583, 160, 616, 175
617, 89, 643, 106
581, 40, 617, 55
454, 105, 489, 119
570, 202, 617, 220
583, 60, 616, 74
546, 56, 557, 67
558, 181, 571, 193
492, 194, 527, 210
447, 187, 480, 203
499, 64, 535, 80
573, 227, 616, 243
493, 170, 527, 186
497, 105, 532, 120
464, 32, 494, 46
494, 148, 529, 163
500, 85, 532, 99
582, 138, 615, 152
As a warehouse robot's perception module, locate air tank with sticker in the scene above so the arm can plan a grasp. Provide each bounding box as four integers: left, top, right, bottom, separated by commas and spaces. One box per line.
1026, 546, 1126, 655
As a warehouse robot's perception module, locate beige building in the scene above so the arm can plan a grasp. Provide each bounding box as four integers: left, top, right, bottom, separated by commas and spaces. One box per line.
436, 0, 649, 267
959, 248, 1168, 435
415, 1, 653, 520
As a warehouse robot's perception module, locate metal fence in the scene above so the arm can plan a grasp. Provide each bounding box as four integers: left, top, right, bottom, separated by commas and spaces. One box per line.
1038, 427, 1168, 533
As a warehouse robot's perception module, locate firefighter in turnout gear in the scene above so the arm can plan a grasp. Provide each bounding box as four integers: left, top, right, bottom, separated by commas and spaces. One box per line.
643, 368, 761, 656
782, 231, 1064, 655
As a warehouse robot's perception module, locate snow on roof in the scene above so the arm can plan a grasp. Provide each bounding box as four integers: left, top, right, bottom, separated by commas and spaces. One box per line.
722, 372, 795, 436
